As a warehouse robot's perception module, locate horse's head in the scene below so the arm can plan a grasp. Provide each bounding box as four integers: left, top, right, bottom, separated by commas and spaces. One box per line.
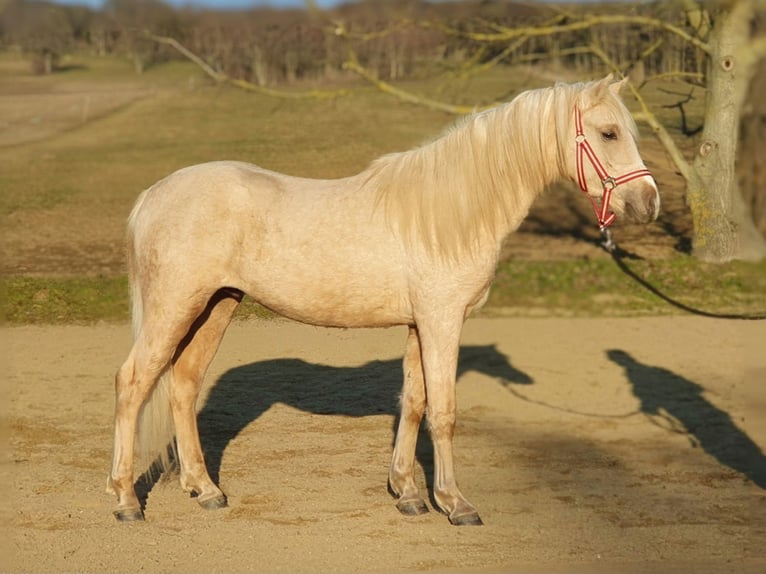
563, 75, 660, 227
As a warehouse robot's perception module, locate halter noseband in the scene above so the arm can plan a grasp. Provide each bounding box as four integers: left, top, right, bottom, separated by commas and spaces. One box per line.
574, 106, 653, 230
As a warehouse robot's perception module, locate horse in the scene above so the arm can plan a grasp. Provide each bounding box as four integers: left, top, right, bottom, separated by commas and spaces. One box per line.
107, 75, 659, 526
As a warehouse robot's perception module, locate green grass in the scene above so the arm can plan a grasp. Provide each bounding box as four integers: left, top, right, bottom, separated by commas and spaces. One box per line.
3, 257, 764, 324
2, 276, 130, 324
488, 257, 766, 318
0, 275, 277, 324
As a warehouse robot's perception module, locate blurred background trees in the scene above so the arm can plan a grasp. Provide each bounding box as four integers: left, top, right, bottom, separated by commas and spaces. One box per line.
1, 0, 763, 261
0, 0, 720, 84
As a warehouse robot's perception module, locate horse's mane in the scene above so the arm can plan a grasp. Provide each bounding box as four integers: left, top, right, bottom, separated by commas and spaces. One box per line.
363, 79, 637, 260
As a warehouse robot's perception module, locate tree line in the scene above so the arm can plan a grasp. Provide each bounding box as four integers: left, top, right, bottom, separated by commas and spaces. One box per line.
2, 0, 712, 85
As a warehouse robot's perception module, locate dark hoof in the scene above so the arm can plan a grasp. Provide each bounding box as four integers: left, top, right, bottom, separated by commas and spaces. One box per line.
198, 494, 228, 510
449, 512, 483, 526
113, 508, 145, 522
396, 498, 429, 516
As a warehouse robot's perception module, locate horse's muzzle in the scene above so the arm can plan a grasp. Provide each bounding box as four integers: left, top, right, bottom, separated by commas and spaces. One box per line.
622, 182, 660, 224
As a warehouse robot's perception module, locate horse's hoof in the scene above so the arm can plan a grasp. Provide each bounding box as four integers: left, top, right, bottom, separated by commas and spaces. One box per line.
449, 511, 483, 526
113, 508, 145, 522
396, 498, 429, 516
198, 493, 228, 511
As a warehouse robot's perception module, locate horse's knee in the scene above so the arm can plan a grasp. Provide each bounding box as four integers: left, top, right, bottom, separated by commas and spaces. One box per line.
426, 410, 455, 439
400, 392, 426, 421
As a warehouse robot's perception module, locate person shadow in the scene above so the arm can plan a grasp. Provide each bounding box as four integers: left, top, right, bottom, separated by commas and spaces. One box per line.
607, 349, 766, 489
196, 344, 533, 494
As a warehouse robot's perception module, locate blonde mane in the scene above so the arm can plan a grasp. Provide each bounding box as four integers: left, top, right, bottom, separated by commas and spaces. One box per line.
364, 79, 637, 260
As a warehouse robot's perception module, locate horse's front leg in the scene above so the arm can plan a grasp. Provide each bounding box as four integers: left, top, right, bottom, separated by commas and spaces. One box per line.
389, 326, 429, 516
416, 310, 483, 526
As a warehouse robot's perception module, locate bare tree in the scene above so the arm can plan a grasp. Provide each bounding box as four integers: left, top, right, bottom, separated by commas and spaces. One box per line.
103, 0, 179, 73
1, 0, 73, 74
340, 0, 766, 262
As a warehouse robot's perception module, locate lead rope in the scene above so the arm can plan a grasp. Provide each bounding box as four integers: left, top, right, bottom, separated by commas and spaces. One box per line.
599, 228, 766, 321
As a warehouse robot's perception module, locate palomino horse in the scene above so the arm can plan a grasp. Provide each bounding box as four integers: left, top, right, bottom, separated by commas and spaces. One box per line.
108, 75, 659, 525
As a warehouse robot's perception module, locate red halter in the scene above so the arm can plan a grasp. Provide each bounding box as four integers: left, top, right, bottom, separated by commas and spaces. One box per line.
574, 107, 653, 230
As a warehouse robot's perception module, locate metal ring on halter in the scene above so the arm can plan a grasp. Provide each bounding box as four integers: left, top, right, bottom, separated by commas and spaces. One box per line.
601, 176, 616, 191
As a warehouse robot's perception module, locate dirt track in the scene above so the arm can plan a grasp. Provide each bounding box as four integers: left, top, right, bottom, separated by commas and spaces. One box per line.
3, 316, 765, 573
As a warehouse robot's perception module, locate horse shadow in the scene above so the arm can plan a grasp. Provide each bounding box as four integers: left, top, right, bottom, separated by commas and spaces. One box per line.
196, 344, 533, 492
607, 349, 766, 489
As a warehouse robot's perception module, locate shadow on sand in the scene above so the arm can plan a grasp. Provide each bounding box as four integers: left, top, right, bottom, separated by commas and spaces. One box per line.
608, 349, 766, 489
196, 344, 532, 490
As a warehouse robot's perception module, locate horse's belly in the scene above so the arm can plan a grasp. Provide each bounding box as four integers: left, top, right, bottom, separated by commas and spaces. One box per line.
246, 281, 412, 328
237, 252, 412, 328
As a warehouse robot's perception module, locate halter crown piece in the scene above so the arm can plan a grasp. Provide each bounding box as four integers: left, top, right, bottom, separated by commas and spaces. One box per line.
574, 106, 653, 231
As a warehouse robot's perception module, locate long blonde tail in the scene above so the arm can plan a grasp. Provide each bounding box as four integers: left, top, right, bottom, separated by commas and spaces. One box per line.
128, 190, 177, 477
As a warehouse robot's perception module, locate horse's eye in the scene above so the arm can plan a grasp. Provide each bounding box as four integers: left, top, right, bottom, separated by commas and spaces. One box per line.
601, 131, 618, 141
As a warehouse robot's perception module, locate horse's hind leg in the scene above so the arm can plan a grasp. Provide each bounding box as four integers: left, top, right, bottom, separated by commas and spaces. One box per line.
109, 292, 214, 521
389, 326, 429, 516
109, 317, 198, 520
170, 288, 242, 510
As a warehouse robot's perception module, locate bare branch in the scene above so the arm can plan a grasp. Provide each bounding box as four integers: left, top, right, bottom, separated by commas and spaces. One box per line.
410, 14, 560, 83
458, 35, 530, 78
513, 45, 592, 65
146, 32, 346, 101
422, 15, 712, 56
659, 88, 703, 136
588, 42, 694, 183
331, 19, 412, 42
638, 38, 665, 64
146, 32, 224, 82
341, 50, 480, 115
640, 71, 706, 86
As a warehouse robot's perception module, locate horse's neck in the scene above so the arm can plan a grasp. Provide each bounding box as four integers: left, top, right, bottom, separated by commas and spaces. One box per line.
472, 91, 564, 240
365, 87, 568, 261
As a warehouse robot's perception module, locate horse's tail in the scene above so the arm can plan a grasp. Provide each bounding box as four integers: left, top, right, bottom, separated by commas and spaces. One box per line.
128, 189, 177, 478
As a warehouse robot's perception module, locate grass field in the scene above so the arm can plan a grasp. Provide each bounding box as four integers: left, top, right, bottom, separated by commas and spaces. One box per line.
1, 51, 764, 323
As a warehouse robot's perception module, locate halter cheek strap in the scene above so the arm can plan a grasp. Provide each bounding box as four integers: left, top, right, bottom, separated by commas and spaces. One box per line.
574, 107, 653, 230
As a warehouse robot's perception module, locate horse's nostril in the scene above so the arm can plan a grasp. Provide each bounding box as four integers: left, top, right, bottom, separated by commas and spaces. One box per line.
625, 202, 639, 221
640, 185, 659, 220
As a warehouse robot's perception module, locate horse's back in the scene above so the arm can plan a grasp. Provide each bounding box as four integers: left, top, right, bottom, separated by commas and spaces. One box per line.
136, 161, 282, 215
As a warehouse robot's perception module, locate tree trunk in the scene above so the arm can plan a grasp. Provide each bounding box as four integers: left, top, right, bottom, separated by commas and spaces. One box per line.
688, 0, 766, 261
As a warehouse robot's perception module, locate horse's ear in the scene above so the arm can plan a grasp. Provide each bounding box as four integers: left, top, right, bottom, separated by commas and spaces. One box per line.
581, 75, 612, 107
608, 75, 630, 96
595, 75, 613, 97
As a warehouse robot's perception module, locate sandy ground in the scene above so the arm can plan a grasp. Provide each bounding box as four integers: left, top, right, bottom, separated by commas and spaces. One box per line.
2, 316, 765, 573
